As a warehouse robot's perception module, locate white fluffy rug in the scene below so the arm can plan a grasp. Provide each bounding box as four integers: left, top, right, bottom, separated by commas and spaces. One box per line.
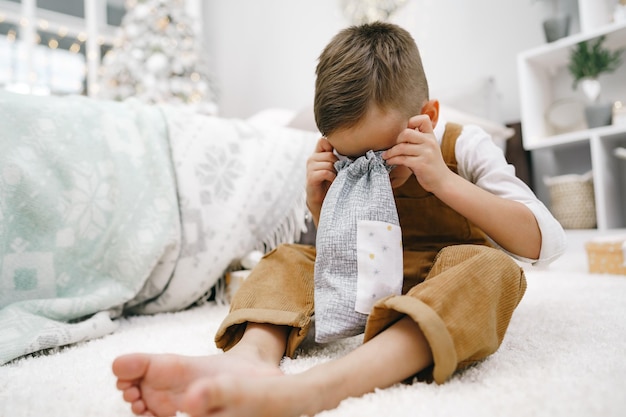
1, 230, 626, 417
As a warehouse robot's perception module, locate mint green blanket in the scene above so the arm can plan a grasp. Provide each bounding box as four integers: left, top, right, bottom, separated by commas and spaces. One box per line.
0, 91, 318, 364
0, 92, 181, 363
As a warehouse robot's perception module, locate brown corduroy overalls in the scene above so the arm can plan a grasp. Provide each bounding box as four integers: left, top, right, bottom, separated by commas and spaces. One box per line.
215, 123, 527, 384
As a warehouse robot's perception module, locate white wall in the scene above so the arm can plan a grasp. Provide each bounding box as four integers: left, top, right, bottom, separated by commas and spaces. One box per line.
202, 0, 578, 124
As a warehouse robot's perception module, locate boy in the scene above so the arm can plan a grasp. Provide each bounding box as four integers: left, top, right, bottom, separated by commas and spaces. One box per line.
113, 22, 566, 417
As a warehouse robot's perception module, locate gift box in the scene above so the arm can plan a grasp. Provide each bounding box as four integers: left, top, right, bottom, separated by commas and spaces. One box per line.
585, 235, 626, 275
225, 269, 252, 302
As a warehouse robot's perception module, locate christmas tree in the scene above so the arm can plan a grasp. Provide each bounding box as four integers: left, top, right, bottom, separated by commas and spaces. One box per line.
340, 0, 409, 24
98, 0, 217, 114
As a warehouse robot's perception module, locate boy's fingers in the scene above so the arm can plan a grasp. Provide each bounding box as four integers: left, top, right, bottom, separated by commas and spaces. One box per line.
309, 158, 336, 173
313, 169, 336, 184
384, 116, 435, 160
407, 114, 434, 133
316, 137, 334, 152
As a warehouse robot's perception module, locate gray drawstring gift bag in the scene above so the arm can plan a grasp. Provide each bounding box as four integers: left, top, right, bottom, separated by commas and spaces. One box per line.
314, 150, 403, 343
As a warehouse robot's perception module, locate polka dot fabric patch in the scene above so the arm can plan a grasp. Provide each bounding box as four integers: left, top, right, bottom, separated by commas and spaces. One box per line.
355, 220, 403, 314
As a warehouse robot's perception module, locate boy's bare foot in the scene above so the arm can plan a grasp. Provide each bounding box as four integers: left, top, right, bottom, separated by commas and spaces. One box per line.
182, 368, 337, 417
112, 348, 283, 417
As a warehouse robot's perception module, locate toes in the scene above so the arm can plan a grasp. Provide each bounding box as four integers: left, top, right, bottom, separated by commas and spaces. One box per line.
112, 353, 152, 380
117, 380, 134, 390
123, 386, 142, 403
130, 399, 148, 415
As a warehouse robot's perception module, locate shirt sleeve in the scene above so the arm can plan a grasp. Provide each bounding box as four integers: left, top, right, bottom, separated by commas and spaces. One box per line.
454, 124, 566, 266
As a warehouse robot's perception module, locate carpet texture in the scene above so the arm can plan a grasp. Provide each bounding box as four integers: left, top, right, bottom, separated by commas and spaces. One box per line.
1, 230, 625, 417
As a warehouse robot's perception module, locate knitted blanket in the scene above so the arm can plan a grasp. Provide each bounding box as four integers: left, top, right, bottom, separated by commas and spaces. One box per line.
0, 91, 317, 364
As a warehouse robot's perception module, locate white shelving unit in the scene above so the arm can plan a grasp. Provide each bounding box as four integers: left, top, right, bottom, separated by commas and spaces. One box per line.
517, 2, 626, 230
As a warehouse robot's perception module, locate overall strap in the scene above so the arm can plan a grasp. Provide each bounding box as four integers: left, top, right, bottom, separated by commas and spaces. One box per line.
440, 122, 463, 168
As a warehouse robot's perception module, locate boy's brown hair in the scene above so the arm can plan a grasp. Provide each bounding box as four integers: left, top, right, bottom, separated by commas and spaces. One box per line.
314, 21, 429, 136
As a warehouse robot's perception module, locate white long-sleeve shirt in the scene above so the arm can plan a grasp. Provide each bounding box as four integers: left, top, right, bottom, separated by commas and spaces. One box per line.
434, 120, 567, 266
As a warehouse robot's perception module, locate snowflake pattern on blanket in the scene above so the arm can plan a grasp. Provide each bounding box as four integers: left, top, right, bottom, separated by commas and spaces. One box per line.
0, 91, 181, 364
0, 91, 318, 364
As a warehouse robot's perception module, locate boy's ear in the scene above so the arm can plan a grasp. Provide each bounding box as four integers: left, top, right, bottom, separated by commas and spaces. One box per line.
420, 99, 440, 129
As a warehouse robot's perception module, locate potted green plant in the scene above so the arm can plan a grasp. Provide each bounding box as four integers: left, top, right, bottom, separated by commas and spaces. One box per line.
568, 35, 623, 128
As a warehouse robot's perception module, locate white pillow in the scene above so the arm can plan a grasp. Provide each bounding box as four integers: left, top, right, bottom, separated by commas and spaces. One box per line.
439, 104, 514, 150
247, 108, 297, 128
248, 105, 514, 150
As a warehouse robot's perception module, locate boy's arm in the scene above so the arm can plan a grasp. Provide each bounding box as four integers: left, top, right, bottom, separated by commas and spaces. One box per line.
383, 115, 542, 260
433, 173, 542, 259
306, 138, 338, 227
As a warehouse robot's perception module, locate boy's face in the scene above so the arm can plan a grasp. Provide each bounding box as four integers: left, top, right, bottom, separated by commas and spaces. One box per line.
325, 105, 413, 188
325, 105, 405, 158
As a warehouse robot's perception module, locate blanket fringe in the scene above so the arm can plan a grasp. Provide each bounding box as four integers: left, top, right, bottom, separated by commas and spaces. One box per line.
200, 192, 310, 307
256, 191, 309, 252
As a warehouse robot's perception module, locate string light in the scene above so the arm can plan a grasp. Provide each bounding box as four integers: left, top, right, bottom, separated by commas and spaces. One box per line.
0, 4, 98, 96
156, 16, 170, 30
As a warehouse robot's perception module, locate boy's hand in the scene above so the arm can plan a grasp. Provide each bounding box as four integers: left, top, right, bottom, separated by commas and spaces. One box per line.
306, 137, 338, 225
383, 115, 453, 194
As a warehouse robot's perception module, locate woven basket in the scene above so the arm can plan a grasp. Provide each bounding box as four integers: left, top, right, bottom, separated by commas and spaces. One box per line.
544, 171, 596, 229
